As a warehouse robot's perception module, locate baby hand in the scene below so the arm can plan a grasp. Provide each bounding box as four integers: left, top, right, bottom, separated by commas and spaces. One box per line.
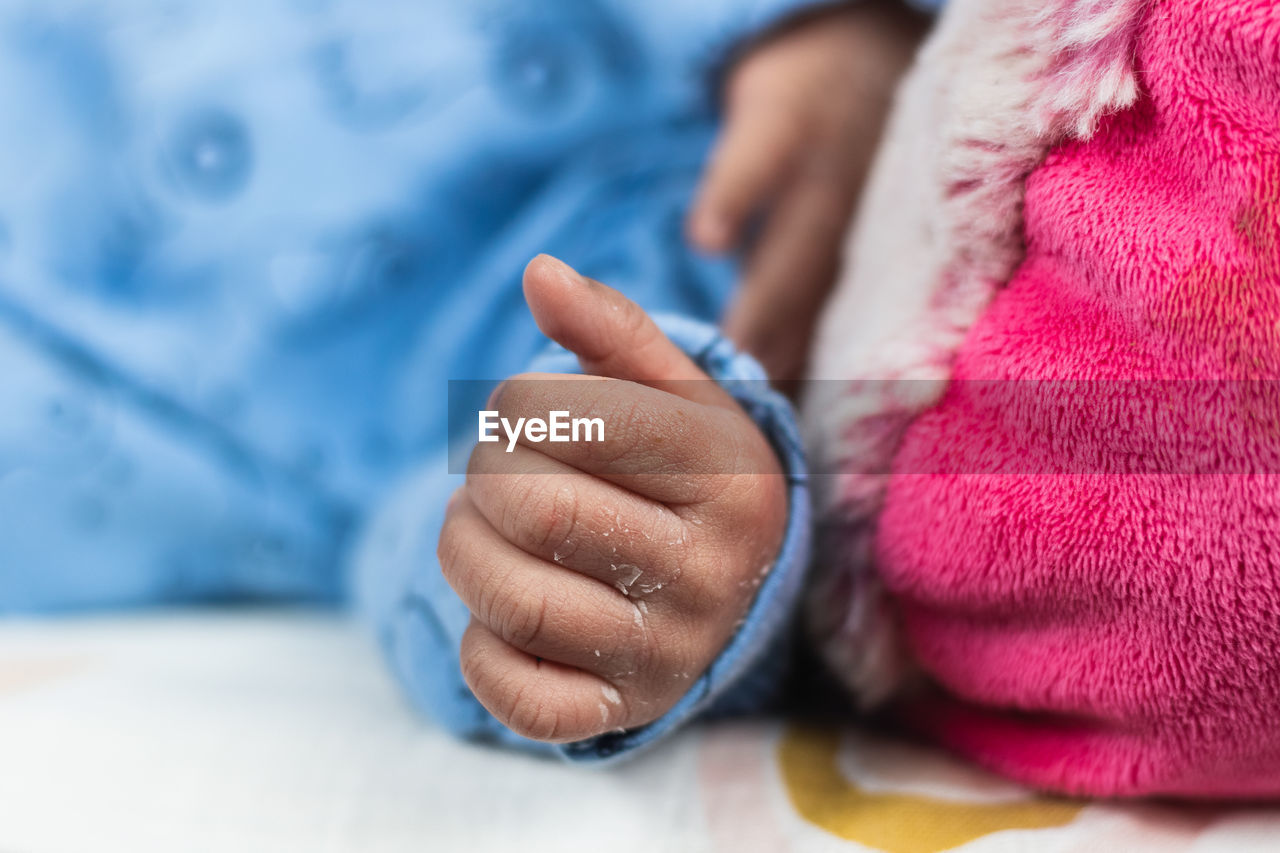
689, 0, 926, 381
438, 255, 786, 743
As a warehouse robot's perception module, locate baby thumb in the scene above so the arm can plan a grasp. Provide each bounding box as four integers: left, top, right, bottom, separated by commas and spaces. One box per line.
522, 254, 731, 409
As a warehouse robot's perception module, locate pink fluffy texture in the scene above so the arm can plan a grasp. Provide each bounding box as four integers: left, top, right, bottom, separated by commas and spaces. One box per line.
874, 0, 1280, 798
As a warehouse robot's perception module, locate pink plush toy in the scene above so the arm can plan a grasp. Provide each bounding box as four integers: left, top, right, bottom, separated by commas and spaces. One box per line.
807, 0, 1280, 798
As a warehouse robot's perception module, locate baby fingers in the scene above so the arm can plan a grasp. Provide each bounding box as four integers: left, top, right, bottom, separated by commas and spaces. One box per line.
439, 490, 661, 681
460, 619, 640, 742
465, 441, 692, 601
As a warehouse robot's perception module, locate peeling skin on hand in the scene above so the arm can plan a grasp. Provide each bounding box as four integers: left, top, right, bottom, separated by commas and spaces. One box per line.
635, 577, 664, 595
610, 560, 683, 598
609, 563, 643, 595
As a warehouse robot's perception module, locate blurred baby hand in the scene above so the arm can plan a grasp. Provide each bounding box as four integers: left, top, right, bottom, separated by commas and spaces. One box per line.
689, 0, 926, 382
438, 255, 786, 743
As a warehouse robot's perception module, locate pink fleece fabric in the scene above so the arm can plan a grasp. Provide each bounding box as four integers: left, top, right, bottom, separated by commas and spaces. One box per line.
875, 0, 1280, 798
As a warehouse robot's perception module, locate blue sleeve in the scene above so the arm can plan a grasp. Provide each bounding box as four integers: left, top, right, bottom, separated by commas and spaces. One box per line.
351, 316, 811, 763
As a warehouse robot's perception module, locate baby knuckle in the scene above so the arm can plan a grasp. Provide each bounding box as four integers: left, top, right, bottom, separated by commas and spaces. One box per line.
528, 480, 580, 555
491, 591, 548, 652
501, 473, 577, 556
501, 683, 564, 742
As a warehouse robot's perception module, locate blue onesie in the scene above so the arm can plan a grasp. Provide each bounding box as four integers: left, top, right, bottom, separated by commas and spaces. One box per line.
0, 0, 863, 760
